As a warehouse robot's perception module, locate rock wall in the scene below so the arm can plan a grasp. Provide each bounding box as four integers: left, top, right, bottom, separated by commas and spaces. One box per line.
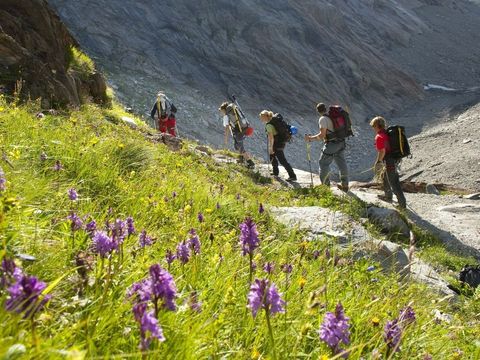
0, 0, 108, 108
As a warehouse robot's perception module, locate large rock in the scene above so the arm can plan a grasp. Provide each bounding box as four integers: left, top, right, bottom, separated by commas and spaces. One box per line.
0, 0, 108, 108
270, 206, 374, 245
355, 240, 410, 275
367, 206, 410, 237
410, 260, 456, 297
150, 133, 183, 152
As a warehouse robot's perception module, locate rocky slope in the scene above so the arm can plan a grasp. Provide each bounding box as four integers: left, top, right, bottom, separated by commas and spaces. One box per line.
43, 1, 480, 175
0, 0, 108, 108
401, 101, 480, 191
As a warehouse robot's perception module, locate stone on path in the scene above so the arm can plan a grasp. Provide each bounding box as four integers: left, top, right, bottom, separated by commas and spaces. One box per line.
426, 183, 440, 195
462, 192, 480, 200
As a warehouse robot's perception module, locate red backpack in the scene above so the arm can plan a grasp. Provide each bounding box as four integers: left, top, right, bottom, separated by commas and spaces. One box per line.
326, 105, 354, 141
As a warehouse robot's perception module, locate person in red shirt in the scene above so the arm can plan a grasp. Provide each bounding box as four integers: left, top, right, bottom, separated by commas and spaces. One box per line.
370, 116, 406, 209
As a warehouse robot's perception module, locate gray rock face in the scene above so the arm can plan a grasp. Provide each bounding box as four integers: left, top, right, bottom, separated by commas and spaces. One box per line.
367, 206, 410, 237
0, 0, 108, 108
402, 103, 480, 192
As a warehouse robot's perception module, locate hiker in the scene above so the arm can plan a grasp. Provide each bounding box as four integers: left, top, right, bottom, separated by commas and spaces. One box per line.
150, 91, 177, 136
259, 110, 297, 182
304, 103, 349, 191
370, 116, 407, 209
219, 101, 255, 169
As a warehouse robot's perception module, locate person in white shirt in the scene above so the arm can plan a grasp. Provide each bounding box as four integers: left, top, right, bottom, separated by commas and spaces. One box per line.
304, 103, 349, 191
219, 101, 255, 169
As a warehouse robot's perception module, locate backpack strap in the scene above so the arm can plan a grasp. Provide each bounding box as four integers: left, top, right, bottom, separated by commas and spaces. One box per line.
156, 97, 163, 120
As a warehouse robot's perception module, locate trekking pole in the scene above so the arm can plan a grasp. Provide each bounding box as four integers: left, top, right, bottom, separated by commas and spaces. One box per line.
305, 138, 314, 188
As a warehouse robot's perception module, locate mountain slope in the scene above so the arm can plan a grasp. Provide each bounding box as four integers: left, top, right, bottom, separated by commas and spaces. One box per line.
47, 0, 480, 175
402, 101, 480, 191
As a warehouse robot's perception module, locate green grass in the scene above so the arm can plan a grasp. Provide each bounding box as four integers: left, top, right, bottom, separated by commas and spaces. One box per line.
67, 46, 95, 80
0, 97, 479, 359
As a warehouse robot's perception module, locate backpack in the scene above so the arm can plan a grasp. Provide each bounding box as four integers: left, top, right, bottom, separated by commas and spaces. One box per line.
268, 113, 293, 144
386, 125, 411, 159
459, 265, 480, 288
326, 106, 353, 141
226, 103, 249, 133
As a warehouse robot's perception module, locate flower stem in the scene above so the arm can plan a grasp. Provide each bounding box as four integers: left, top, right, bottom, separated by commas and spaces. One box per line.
248, 253, 253, 284
265, 309, 277, 360
31, 318, 39, 350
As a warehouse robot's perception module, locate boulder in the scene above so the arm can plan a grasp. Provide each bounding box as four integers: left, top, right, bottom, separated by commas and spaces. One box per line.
151, 133, 183, 152
356, 240, 410, 275
270, 206, 374, 245
367, 206, 410, 237
0, 0, 108, 108
411, 260, 456, 297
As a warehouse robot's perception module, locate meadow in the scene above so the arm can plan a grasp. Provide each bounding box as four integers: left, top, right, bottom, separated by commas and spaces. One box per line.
0, 97, 479, 359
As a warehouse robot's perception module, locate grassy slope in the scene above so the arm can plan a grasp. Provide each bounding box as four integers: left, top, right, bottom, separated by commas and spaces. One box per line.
0, 99, 479, 359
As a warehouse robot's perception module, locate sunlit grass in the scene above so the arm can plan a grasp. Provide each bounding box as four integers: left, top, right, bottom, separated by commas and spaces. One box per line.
0, 98, 479, 359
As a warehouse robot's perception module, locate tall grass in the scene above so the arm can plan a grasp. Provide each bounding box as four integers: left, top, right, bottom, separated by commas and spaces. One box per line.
0, 98, 479, 359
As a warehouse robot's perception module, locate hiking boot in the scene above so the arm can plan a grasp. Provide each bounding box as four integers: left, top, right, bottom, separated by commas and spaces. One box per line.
246, 160, 255, 169
270, 172, 279, 177
337, 184, 349, 192
286, 177, 297, 182
377, 194, 393, 202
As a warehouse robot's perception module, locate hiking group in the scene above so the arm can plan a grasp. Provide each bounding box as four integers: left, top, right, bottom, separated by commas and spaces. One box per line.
150, 92, 410, 209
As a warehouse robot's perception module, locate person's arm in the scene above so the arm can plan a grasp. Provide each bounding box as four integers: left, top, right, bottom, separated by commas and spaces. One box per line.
268, 133, 275, 154
376, 149, 386, 163
305, 127, 327, 142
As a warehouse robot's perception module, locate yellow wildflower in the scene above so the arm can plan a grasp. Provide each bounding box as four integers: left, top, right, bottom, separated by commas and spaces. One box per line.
251, 348, 260, 359
371, 317, 380, 326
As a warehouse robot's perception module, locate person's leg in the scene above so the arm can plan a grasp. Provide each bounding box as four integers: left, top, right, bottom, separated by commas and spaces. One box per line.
319, 151, 334, 186
275, 148, 296, 179
270, 154, 279, 175
380, 164, 393, 200
233, 133, 244, 162
167, 116, 176, 137
159, 117, 167, 133
333, 148, 349, 189
234, 132, 254, 168
385, 160, 406, 208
